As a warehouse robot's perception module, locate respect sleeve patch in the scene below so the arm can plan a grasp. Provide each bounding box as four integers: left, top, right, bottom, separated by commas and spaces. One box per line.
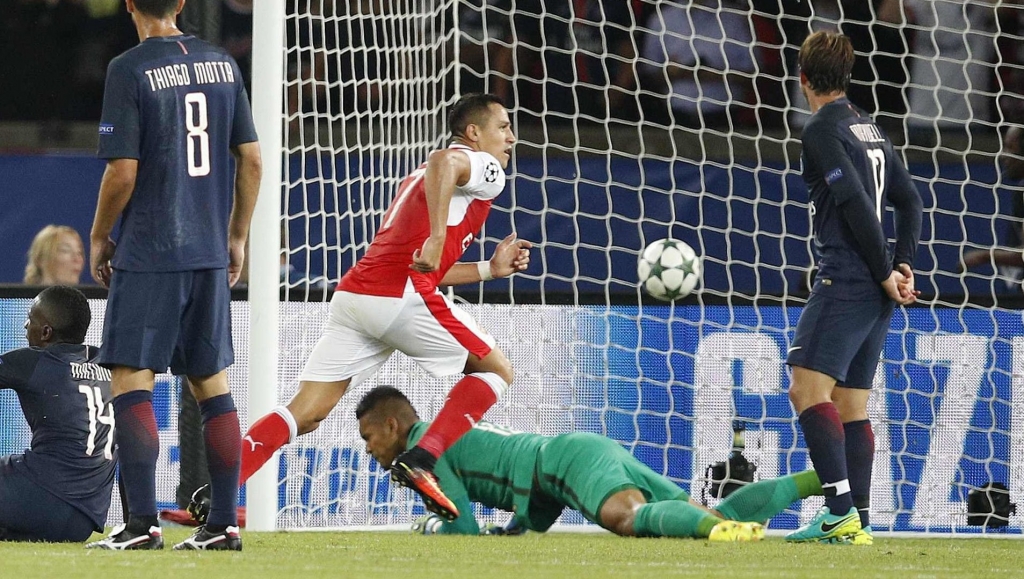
825, 167, 843, 184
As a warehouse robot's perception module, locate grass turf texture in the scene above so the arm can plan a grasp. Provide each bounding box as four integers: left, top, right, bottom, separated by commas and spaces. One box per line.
2, 530, 1018, 578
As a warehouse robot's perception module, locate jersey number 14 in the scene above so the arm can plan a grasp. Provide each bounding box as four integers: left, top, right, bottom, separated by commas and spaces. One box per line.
79, 385, 115, 460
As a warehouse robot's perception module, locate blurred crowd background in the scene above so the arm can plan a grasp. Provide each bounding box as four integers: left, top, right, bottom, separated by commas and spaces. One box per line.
3, 0, 1024, 292
3, 0, 1024, 133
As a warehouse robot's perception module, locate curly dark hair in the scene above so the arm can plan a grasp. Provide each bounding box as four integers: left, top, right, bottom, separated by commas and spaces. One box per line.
37, 285, 91, 344
355, 386, 419, 421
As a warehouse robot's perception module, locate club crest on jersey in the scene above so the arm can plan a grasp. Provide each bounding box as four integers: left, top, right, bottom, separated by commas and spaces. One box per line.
484, 162, 500, 183
825, 167, 843, 184
98, 124, 115, 134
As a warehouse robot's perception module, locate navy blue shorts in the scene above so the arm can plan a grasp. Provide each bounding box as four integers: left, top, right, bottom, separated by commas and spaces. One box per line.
0, 456, 97, 542
786, 289, 895, 388
98, 269, 233, 376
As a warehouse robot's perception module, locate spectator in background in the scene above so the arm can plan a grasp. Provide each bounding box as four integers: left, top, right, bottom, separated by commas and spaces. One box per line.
72, 0, 137, 121
219, 0, 253, 94
961, 125, 1024, 284
496, 0, 646, 125
24, 225, 86, 286
179, 0, 253, 92
759, 0, 907, 129
891, 0, 999, 140
457, 0, 513, 98
286, 0, 338, 131
0, 0, 87, 121
640, 0, 756, 129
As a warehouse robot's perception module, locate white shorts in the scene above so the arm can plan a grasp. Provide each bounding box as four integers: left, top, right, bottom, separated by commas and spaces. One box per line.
299, 288, 496, 386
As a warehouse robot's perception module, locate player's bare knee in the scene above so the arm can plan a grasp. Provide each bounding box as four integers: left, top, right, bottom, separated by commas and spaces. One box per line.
296, 417, 320, 436
787, 386, 806, 410
597, 506, 637, 537
599, 489, 645, 536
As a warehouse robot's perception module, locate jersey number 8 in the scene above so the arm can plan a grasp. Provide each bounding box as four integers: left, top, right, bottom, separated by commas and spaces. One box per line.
185, 92, 211, 177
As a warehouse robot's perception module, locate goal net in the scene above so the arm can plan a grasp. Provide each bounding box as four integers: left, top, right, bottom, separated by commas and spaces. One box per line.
239, 0, 1024, 534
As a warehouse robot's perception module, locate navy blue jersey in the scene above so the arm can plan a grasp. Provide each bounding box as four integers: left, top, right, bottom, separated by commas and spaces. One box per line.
0, 344, 115, 530
801, 98, 922, 297
97, 35, 258, 272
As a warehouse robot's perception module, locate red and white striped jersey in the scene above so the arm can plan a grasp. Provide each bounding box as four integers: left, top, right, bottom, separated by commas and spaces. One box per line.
338, 144, 507, 297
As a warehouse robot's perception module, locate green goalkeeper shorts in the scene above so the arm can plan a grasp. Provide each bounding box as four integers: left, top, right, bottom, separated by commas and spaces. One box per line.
524, 432, 689, 531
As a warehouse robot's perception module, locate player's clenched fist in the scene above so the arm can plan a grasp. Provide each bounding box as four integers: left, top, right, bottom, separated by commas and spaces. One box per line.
488, 233, 532, 279
90, 236, 116, 287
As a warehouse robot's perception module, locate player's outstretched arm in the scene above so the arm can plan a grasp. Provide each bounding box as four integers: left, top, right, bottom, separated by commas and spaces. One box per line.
438, 233, 532, 286
411, 150, 471, 273
90, 159, 138, 287
228, 142, 262, 287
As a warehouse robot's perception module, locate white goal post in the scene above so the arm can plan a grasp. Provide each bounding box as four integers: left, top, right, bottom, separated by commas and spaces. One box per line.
236, 0, 1024, 536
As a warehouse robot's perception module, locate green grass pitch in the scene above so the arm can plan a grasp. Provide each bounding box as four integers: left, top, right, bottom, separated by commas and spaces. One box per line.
2, 529, 1018, 579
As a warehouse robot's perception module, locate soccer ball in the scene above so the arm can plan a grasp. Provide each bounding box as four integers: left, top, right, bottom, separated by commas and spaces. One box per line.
637, 239, 701, 301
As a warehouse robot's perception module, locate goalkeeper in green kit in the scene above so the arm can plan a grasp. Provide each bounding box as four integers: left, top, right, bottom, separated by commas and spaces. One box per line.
356, 386, 823, 540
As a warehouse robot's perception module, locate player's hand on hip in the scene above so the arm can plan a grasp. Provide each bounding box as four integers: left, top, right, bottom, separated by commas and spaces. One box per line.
90, 237, 116, 287
411, 236, 444, 273
489, 233, 533, 279
228, 241, 246, 287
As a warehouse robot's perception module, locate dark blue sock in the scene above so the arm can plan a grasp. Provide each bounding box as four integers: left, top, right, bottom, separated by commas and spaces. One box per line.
799, 402, 853, 515
112, 390, 159, 522
199, 394, 241, 529
844, 419, 874, 527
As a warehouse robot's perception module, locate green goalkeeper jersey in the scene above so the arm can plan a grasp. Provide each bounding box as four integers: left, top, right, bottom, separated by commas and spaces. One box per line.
407, 421, 548, 534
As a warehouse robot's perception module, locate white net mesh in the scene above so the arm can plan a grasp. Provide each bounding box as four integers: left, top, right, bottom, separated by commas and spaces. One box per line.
283, 0, 456, 291
6, 0, 1022, 536
269, 0, 1024, 534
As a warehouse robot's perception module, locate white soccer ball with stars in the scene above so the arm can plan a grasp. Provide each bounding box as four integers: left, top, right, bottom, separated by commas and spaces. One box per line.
637, 239, 701, 301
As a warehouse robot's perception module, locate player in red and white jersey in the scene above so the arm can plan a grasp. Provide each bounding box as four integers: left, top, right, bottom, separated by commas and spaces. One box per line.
338, 140, 507, 297
217, 94, 530, 522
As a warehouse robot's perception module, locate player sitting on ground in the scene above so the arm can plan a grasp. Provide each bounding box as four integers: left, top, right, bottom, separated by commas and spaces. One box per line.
0, 286, 116, 542
353, 386, 823, 540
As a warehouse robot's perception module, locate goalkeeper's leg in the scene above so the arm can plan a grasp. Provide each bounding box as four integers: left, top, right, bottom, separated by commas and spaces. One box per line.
715, 470, 822, 523
600, 490, 762, 541
601, 489, 717, 537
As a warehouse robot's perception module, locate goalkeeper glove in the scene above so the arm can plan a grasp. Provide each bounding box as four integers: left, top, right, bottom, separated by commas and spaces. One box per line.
411, 514, 443, 535
481, 517, 527, 536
